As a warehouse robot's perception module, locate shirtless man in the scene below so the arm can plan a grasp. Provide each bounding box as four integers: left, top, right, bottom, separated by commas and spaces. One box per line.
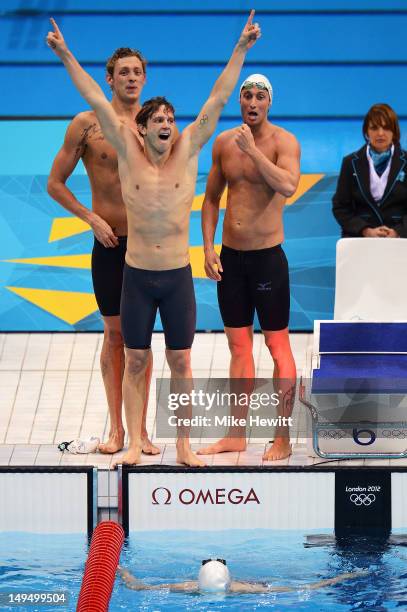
46, 13, 261, 466
198, 74, 300, 461
47, 46, 158, 457
118, 559, 366, 594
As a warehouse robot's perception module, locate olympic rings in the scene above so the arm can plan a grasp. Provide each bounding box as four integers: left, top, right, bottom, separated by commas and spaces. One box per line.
319, 429, 347, 439
349, 493, 376, 506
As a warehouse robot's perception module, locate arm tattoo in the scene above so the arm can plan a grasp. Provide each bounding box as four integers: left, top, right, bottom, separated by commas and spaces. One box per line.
199, 114, 209, 128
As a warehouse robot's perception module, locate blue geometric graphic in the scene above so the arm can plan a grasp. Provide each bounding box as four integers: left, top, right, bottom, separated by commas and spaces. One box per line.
0, 173, 340, 331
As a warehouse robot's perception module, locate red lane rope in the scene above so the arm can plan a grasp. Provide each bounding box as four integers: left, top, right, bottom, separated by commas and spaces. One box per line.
77, 521, 125, 612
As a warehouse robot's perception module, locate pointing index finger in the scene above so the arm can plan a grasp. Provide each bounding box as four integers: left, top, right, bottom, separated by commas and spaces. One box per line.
50, 17, 61, 35
246, 9, 255, 26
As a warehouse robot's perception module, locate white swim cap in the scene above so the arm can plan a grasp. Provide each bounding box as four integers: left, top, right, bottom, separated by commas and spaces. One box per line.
239, 73, 273, 105
198, 559, 231, 592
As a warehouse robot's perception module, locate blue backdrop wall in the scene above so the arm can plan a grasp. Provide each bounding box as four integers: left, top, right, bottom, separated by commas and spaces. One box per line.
1, 0, 406, 330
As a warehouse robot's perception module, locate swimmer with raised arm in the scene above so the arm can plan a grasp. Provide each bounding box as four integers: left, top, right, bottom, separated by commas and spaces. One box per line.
46, 12, 261, 467
47, 46, 158, 457
118, 559, 366, 594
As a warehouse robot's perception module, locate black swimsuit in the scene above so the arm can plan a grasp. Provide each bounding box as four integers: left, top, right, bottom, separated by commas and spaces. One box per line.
120, 263, 196, 350
217, 244, 290, 331
91, 236, 127, 317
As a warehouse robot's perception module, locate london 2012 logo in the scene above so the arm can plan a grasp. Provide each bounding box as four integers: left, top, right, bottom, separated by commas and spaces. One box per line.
151, 487, 260, 505
349, 493, 376, 506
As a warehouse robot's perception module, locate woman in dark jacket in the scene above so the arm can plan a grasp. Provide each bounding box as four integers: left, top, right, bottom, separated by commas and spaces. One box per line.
332, 103, 407, 238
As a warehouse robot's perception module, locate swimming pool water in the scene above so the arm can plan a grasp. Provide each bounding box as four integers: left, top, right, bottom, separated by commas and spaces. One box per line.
0, 533, 87, 612
1, 530, 407, 611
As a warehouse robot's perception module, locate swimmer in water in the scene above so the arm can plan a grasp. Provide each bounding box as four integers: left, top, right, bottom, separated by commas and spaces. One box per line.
118, 559, 366, 594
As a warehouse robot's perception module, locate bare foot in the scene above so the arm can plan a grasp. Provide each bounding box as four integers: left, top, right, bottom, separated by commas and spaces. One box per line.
141, 435, 160, 455
99, 431, 125, 454
176, 442, 206, 467
112, 446, 142, 468
197, 437, 247, 455
263, 437, 292, 461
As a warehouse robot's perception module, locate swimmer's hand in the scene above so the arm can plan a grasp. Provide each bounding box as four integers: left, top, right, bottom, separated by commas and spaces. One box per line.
117, 566, 146, 590
235, 123, 256, 154
204, 247, 223, 281
46, 17, 69, 57
89, 212, 119, 247
237, 10, 261, 50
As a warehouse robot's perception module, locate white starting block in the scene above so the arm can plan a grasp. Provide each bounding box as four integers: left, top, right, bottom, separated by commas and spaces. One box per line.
334, 238, 407, 321
300, 239, 407, 459
300, 320, 407, 458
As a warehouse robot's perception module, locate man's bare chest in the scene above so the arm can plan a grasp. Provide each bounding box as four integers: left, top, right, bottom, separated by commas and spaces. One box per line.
221, 141, 277, 183
81, 122, 119, 170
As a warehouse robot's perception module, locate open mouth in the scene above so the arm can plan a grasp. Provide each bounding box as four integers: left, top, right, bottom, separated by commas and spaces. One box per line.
247, 111, 258, 119
159, 133, 170, 141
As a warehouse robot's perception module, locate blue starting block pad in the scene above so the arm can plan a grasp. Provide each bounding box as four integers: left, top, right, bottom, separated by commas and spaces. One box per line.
312, 356, 407, 394
319, 322, 407, 353
300, 321, 407, 459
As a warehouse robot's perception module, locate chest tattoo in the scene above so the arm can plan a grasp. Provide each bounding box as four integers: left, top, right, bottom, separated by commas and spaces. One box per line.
76, 123, 105, 158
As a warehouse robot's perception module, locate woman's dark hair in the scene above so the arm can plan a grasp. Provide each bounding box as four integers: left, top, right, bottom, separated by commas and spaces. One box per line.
363, 103, 400, 145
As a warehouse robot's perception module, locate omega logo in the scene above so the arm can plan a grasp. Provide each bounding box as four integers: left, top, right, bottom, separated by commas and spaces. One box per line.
151, 487, 172, 505
151, 487, 260, 505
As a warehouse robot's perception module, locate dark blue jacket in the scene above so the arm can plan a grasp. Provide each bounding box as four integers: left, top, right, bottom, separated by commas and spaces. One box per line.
332, 144, 407, 237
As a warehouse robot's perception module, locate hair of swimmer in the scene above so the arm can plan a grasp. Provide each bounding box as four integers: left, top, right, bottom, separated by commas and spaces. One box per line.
136, 96, 176, 134
106, 47, 147, 77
